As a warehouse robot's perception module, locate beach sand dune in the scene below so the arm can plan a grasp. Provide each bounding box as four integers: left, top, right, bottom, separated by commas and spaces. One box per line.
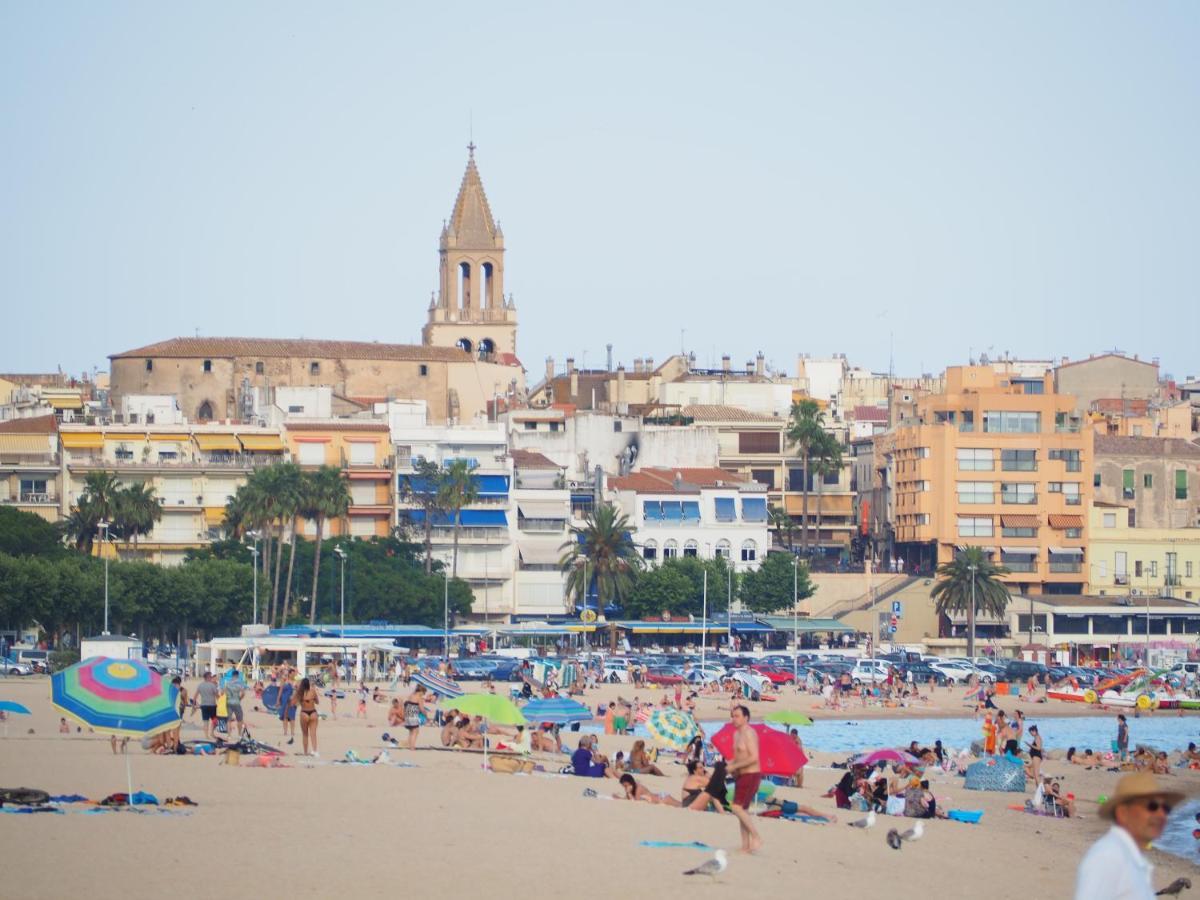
2, 678, 1196, 899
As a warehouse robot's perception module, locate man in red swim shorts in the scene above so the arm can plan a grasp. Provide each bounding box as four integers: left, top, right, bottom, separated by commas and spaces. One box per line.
727, 704, 763, 853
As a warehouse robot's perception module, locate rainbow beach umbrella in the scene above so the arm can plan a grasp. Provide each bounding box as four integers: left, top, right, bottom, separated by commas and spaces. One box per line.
52, 657, 180, 738
645, 708, 700, 751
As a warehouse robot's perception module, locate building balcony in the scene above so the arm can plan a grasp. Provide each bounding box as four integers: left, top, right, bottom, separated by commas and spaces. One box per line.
517, 518, 567, 533
69, 453, 283, 471
0, 455, 60, 469
1002, 561, 1037, 573
1049, 562, 1082, 574
2, 493, 58, 505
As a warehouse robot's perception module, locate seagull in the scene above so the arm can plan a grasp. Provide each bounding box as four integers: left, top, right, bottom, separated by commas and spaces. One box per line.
847, 811, 877, 829
899, 821, 924, 842
886, 828, 903, 850
1157, 877, 1192, 897
683, 849, 728, 879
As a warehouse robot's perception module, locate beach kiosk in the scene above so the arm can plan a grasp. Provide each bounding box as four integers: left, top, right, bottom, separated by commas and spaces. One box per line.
81, 634, 143, 661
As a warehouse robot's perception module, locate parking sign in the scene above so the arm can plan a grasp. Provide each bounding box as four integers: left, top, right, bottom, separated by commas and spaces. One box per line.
891, 601, 902, 617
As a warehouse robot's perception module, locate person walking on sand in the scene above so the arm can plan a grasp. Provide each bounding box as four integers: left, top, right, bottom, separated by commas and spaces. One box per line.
726, 704, 763, 854
1116, 714, 1130, 762
403, 684, 429, 751
291, 677, 320, 757
195, 671, 220, 741
1074, 772, 1185, 899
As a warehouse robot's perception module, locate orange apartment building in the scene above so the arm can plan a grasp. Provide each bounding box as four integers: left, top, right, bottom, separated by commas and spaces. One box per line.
285, 421, 394, 539
887, 366, 1092, 594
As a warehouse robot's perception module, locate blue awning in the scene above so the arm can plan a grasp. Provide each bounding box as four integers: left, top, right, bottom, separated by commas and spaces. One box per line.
398, 475, 438, 495
663, 501, 683, 521
681, 501, 700, 522
742, 497, 767, 522
403, 509, 453, 526
459, 509, 508, 527
714, 497, 736, 522
474, 474, 510, 496
643, 500, 663, 521
731, 623, 774, 633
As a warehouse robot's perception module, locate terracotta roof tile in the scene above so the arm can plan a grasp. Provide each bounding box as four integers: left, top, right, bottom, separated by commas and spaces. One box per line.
511, 448, 559, 470
1094, 435, 1200, 459
109, 337, 486, 364
0, 414, 59, 434
609, 466, 755, 494
681, 405, 780, 423
851, 405, 889, 422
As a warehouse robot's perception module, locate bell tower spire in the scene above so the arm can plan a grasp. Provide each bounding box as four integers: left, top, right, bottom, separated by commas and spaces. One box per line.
423, 144, 517, 359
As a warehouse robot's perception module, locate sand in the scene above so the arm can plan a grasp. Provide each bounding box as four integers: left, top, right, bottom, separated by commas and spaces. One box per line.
2, 676, 1198, 900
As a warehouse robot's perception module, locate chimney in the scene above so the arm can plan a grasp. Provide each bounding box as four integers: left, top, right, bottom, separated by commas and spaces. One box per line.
645, 357, 654, 372
756, 351, 765, 376
746, 360, 754, 375
616, 365, 626, 404
606, 343, 613, 372
570, 369, 579, 401
633, 357, 642, 374
566, 357, 576, 375
721, 355, 731, 372
545, 357, 555, 383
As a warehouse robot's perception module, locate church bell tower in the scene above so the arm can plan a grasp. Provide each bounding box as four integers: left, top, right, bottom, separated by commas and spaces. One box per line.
422, 145, 518, 358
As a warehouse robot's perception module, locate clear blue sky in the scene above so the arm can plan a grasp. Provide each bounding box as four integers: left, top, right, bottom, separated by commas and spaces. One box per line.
3, 3, 1198, 381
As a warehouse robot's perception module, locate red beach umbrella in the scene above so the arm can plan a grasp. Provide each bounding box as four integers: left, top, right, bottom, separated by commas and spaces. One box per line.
710, 722, 808, 777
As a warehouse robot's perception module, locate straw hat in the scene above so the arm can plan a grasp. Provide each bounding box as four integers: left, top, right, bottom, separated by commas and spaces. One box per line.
1099, 773, 1185, 820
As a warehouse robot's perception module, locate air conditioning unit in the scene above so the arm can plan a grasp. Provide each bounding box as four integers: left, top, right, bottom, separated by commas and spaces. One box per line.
1130, 589, 1140, 597
1115, 575, 1129, 585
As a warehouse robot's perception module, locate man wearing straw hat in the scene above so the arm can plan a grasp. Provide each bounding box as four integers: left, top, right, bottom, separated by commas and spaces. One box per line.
1074, 772, 1185, 899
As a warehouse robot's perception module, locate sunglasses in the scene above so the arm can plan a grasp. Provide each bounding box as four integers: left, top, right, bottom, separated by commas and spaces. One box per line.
1140, 800, 1173, 814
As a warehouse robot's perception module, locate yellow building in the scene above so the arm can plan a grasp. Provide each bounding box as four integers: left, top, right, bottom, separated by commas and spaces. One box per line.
0, 414, 61, 522
1087, 503, 1200, 602
887, 365, 1092, 594
284, 421, 393, 539
59, 423, 287, 564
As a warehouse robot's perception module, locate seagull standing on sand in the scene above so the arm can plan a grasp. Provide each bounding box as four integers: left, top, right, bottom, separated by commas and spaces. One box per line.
899, 821, 924, 842
1157, 877, 1192, 896
886, 829, 902, 850
847, 811, 876, 829
683, 849, 728, 879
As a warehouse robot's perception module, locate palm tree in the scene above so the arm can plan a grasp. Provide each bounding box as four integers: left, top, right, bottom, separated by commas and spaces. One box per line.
559, 503, 640, 613
301, 465, 350, 624
438, 459, 479, 579
786, 399, 827, 556
274, 464, 305, 627
62, 502, 100, 552
118, 482, 162, 549
930, 546, 1012, 658
768, 504, 797, 551
398, 457, 446, 575
82, 471, 122, 528
810, 432, 844, 558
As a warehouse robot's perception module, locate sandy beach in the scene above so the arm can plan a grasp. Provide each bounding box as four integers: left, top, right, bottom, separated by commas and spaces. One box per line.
2, 677, 1198, 900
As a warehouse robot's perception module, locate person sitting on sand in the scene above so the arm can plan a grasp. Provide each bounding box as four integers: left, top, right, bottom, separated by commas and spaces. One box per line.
1153, 751, 1172, 776
628, 740, 665, 776
457, 716, 485, 750
440, 711, 460, 747
616, 773, 681, 806
571, 735, 612, 778
684, 760, 731, 812
823, 770, 857, 809
387, 699, 404, 727
531, 724, 559, 753
1042, 778, 1076, 817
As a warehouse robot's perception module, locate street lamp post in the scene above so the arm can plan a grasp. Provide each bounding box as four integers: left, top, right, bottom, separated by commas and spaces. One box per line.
246, 530, 260, 624
700, 564, 708, 675
967, 564, 978, 659
792, 556, 799, 682
333, 546, 347, 639
97, 521, 110, 635
443, 566, 450, 661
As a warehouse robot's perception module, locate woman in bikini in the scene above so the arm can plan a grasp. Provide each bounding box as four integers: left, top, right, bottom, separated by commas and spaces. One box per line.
616, 773, 681, 806
403, 684, 428, 751
292, 677, 320, 757
1027, 725, 1044, 783
681, 760, 712, 808
627, 740, 665, 776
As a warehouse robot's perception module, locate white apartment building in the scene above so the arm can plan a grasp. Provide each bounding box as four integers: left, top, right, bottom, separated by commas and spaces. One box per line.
510, 448, 572, 617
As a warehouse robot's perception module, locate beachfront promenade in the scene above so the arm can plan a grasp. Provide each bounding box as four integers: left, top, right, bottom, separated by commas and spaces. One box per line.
1, 677, 1197, 898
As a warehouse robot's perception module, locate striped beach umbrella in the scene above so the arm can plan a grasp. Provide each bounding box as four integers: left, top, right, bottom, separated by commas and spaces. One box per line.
412, 670, 463, 698
645, 708, 700, 750
51, 657, 180, 738
520, 697, 593, 725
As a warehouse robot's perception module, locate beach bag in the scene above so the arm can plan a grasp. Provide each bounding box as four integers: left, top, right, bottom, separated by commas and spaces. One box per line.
886, 795, 906, 816
491, 756, 535, 775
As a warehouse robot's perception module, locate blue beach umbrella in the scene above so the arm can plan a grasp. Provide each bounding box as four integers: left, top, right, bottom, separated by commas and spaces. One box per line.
520, 697, 594, 725
0, 700, 31, 738
412, 670, 463, 699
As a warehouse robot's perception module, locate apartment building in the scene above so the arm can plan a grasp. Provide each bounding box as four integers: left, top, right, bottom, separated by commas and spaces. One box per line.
285, 420, 393, 539
510, 448, 571, 617
1088, 504, 1200, 602
0, 415, 60, 522
887, 365, 1092, 594
1092, 435, 1200, 530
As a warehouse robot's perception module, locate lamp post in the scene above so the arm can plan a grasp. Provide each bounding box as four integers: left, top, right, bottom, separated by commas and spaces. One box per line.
97, 520, 110, 635
333, 545, 347, 639
701, 543, 709, 675
246, 530, 260, 624
792, 556, 799, 682
443, 563, 450, 661
967, 563, 978, 659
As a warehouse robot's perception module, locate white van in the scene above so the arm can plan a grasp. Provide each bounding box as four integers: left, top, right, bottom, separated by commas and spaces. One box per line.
1170, 661, 1200, 684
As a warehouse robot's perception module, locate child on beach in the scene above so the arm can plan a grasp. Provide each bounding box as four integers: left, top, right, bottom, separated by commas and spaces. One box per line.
59, 717, 69, 734
356, 683, 368, 718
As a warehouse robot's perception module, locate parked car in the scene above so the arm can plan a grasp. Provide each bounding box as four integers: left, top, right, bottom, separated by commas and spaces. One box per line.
849, 660, 890, 685
645, 666, 684, 685
930, 662, 977, 685
1, 656, 34, 676
1003, 659, 1049, 683
15, 649, 49, 673
750, 665, 797, 685
898, 663, 948, 687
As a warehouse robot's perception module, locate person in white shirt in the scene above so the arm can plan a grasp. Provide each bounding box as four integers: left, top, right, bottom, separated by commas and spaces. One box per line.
1074, 772, 1185, 900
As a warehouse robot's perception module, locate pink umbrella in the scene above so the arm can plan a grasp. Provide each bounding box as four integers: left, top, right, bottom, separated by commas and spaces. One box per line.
853, 748, 920, 767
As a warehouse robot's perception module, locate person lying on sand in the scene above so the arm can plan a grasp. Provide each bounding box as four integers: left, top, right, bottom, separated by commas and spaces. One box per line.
616, 773, 681, 806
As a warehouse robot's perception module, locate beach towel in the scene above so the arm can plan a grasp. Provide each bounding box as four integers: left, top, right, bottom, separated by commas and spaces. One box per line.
964, 758, 1026, 792
638, 841, 717, 851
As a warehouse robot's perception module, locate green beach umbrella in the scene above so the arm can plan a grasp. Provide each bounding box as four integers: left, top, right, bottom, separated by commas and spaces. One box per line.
764, 710, 813, 727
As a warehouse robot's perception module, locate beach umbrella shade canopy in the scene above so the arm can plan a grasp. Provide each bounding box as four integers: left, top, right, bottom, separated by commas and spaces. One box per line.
645, 708, 700, 750
710, 723, 809, 776
51, 657, 181, 738
412, 670, 463, 699
763, 710, 813, 727
853, 748, 920, 767
0, 701, 32, 715
520, 697, 593, 725
440, 693, 527, 726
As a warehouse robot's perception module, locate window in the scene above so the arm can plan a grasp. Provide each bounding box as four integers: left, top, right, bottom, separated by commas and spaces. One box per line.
933, 410, 956, 426
158, 450, 178, 461
1128, 508, 1136, 528
418, 364, 428, 377
1150, 560, 1158, 578
297, 442, 325, 465
1186, 561, 1193, 578
1098, 561, 1108, 578
1014, 379, 1045, 395
310, 362, 320, 376
740, 540, 757, 562
1065, 527, 1082, 538
612, 420, 623, 433
956, 448, 994, 471
348, 442, 375, 465
663, 540, 678, 560
683, 540, 699, 558
1177, 469, 1189, 500
1002, 525, 1036, 538
255, 361, 264, 375
642, 540, 657, 561
1094, 473, 1101, 487
1062, 483, 1081, 505
524, 421, 537, 431
957, 516, 993, 537
1143, 473, 1153, 489
1055, 412, 1081, 433
956, 481, 994, 504
1123, 469, 1135, 499
959, 411, 975, 432
201, 359, 212, 373
1001, 449, 1037, 471
739, 432, 781, 454
1115, 552, 1128, 578
549, 422, 561, 432
1103, 513, 1116, 528
916, 513, 930, 525
1000, 483, 1037, 505
144, 359, 155, 372
287, 405, 304, 413
197, 401, 213, 422
714, 539, 731, 559
1135, 560, 1143, 577
916, 447, 931, 458
1048, 482, 1061, 493
983, 411, 1040, 433
750, 469, 776, 490
1050, 449, 1082, 471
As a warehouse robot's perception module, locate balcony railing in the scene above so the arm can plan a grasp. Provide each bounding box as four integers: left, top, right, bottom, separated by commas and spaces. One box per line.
1002, 560, 1037, 573
69, 453, 282, 469
1049, 562, 1082, 573
517, 518, 567, 533
1115, 574, 1130, 585
1166, 575, 1183, 587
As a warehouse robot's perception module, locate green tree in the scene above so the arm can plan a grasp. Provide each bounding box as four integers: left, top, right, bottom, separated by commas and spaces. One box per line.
786, 399, 827, 555
626, 563, 694, 619
438, 458, 480, 579
0, 506, 66, 557
81, 471, 122, 526
769, 504, 796, 552
299, 465, 350, 624
559, 503, 640, 612
117, 482, 162, 549
738, 551, 815, 614
810, 431, 844, 556
397, 457, 446, 575
930, 545, 1012, 657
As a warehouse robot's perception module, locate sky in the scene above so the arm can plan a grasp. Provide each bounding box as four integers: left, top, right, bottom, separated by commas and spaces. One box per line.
3, 2, 1198, 382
